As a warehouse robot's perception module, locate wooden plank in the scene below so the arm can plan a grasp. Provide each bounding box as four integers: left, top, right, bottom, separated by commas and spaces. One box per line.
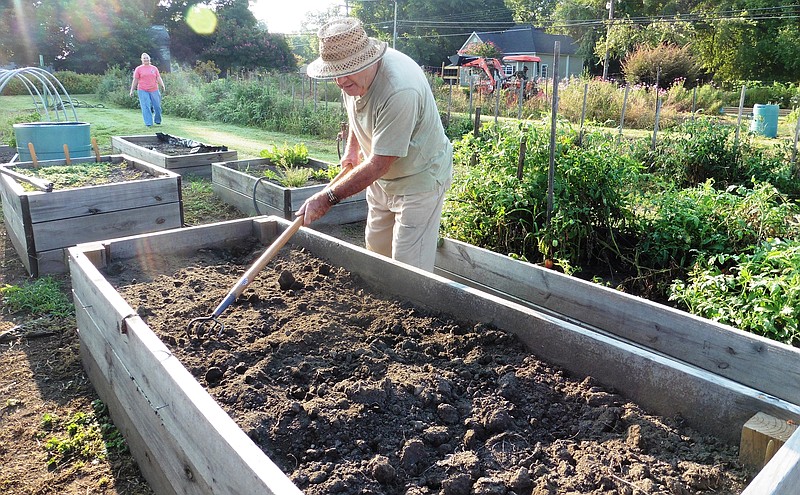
742, 428, 800, 495
211, 162, 367, 224
76, 301, 183, 495
741, 412, 799, 471
69, 250, 304, 495
212, 181, 286, 218
31, 203, 182, 252
434, 238, 800, 407
1, 173, 33, 273
722, 106, 792, 117
25, 177, 180, 222
98, 217, 257, 261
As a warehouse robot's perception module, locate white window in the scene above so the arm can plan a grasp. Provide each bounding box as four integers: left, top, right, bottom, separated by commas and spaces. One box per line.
541, 64, 548, 79
503, 65, 514, 76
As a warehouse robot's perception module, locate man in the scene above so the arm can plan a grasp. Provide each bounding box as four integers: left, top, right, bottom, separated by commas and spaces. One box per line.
298, 17, 453, 272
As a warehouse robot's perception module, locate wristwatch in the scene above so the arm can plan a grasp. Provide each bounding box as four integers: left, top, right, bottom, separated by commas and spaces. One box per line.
325, 188, 340, 206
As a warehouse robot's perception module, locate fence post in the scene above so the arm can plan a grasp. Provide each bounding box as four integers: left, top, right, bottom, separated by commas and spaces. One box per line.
579, 82, 588, 145
473, 106, 482, 136
494, 83, 500, 124
791, 110, 800, 175
735, 85, 747, 151
448, 82, 453, 123
516, 136, 527, 180
651, 96, 662, 150
619, 84, 629, 141
691, 84, 698, 121
546, 41, 560, 230
517, 82, 524, 119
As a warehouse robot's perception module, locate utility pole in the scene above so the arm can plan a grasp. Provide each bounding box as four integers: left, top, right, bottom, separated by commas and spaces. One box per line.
392, 0, 397, 49
602, 0, 615, 81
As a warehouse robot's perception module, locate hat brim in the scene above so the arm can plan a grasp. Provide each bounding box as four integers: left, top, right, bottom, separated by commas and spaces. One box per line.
307, 39, 388, 79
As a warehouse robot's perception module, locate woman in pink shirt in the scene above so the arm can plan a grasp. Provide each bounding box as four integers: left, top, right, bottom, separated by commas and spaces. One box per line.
129, 53, 166, 127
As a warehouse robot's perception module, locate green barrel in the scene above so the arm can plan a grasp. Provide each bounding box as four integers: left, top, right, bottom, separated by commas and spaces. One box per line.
13, 122, 92, 161
749, 104, 779, 138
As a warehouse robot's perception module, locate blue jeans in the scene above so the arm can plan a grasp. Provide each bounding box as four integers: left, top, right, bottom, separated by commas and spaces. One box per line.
137, 89, 162, 126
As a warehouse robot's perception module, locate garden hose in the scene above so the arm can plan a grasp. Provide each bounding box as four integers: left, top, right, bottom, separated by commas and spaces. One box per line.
252, 176, 269, 216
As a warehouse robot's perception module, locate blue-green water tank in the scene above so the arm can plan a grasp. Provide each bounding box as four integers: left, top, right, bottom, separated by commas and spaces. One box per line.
13, 122, 92, 161
749, 104, 779, 138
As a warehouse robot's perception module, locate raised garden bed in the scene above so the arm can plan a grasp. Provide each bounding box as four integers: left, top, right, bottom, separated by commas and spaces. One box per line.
1, 154, 183, 276
68, 217, 800, 494
0, 144, 16, 164
111, 133, 238, 178
212, 158, 366, 224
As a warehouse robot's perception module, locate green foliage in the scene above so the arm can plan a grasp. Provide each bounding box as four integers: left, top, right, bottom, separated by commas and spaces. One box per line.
632, 180, 800, 270
1, 110, 41, 147
443, 121, 641, 266
39, 400, 129, 469
643, 118, 739, 187
260, 142, 309, 167
623, 44, 700, 89
51, 71, 102, 95
1, 276, 74, 317
181, 176, 241, 226
670, 239, 800, 346
96, 66, 136, 109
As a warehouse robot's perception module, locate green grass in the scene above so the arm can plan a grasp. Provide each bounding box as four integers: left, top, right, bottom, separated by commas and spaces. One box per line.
1, 95, 340, 162
1, 276, 74, 317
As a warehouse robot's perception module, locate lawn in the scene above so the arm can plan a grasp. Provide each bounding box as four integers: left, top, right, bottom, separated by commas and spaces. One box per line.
0, 94, 341, 162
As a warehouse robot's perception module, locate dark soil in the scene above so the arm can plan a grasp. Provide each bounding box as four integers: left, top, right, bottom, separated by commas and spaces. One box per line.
103, 241, 753, 495
0, 145, 17, 164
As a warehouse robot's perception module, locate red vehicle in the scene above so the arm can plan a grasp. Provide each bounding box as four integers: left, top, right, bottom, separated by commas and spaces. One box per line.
459, 54, 541, 98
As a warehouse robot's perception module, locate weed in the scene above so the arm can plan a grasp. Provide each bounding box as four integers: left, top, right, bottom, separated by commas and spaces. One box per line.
1, 276, 74, 317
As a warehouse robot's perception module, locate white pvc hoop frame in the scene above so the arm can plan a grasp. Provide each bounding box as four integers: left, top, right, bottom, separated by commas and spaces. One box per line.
0, 67, 79, 122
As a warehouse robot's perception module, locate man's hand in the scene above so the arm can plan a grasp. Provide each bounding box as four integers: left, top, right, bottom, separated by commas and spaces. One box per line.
296, 190, 332, 226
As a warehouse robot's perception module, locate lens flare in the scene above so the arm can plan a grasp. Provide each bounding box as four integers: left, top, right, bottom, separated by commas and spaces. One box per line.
186, 5, 217, 35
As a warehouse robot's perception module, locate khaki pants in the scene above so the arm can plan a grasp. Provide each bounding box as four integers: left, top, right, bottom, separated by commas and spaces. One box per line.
365, 176, 452, 272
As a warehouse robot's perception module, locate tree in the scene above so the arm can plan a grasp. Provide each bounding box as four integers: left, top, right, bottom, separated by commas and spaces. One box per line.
353, 0, 515, 68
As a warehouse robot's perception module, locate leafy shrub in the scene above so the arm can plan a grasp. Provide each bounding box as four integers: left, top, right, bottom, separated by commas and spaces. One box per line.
96, 66, 135, 108
52, 71, 102, 94
623, 44, 700, 90
642, 118, 739, 187
260, 142, 309, 166
632, 180, 800, 270
670, 239, 800, 346
443, 121, 640, 267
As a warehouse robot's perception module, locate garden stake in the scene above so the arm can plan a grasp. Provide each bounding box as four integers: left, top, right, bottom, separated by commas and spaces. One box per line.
27, 142, 38, 167
187, 167, 349, 339
63, 144, 71, 165
92, 138, 101, 162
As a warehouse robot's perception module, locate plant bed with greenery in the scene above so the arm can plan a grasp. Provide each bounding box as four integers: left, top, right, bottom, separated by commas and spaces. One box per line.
212, 143, 367, 224
0, 155, 183, 276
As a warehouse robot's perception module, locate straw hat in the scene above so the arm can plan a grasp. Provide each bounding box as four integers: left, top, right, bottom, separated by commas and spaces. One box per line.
307, 17, 388, 79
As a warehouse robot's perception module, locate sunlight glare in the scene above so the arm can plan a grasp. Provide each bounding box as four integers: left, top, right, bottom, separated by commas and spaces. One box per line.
186, 5, 217, 35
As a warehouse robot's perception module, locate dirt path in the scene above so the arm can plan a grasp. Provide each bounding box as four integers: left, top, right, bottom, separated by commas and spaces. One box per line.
102, 241, 753, 495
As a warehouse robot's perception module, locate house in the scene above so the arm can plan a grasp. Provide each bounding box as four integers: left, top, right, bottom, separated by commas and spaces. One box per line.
450, 25, 585, 86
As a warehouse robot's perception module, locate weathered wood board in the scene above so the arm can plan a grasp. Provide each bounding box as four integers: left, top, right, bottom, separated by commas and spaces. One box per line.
68, 217, 800, 494
0, 154, 183, 276
434, 237, 800, 409
111, 135, 238, 178
211, 158, 366, 225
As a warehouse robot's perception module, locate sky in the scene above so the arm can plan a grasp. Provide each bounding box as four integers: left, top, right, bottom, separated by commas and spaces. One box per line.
250, 0, 343, 34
